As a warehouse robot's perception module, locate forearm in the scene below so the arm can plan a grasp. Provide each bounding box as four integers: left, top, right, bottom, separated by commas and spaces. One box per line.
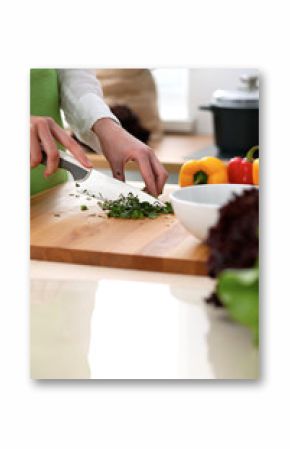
92, 118, 122, 144
58, 69, 119, 152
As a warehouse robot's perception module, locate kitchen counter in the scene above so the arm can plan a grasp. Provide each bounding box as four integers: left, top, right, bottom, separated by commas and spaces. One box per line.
30, 260, 259, 380
87, 134, 214, 174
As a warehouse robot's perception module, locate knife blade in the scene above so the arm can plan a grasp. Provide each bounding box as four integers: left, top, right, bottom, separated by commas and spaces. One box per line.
41, 150, 165, 206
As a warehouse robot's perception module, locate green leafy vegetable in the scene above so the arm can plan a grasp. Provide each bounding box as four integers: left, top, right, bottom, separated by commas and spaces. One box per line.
98, 193, 174, 219
217, 266, 259, 345
80, 204, 88, 211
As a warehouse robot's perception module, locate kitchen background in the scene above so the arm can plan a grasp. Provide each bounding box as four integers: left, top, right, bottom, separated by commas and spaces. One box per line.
152, 68, 259, 133
65, 67, 258, 184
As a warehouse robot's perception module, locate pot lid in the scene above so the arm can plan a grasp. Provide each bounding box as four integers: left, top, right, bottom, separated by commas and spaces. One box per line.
212, 74, 259, 109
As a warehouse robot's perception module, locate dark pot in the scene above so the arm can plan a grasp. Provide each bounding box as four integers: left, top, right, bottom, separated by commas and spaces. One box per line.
200, 74, 259, 158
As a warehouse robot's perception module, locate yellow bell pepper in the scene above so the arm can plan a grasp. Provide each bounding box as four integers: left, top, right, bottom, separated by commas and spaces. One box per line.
179, 157, 228, 187
253, 159, 259, 185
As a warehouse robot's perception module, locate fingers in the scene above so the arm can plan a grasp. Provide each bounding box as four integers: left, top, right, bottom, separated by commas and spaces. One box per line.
30, 123, 42, 168
148, 152, 168, 195
133, 148, 167, 197
50, 121, 93, 169
36, 119, 60, 177
30, 116, 93, 177
110, 160, 125, 182
134, 150, 158, 197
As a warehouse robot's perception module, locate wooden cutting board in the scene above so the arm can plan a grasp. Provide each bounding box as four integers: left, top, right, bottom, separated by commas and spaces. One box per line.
30, 182, 209, 275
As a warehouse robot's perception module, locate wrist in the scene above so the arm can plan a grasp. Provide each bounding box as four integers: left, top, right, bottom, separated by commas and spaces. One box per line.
92, 118, 121, 141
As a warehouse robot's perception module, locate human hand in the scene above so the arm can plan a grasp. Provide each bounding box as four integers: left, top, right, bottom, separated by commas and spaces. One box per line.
30, 116, 93, 177
93, 119, 168, 196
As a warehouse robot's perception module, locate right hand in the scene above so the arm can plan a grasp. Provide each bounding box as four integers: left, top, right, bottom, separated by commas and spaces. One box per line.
30, 116, 93, 177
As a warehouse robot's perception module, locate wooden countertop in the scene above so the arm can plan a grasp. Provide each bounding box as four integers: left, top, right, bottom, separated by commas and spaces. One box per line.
87, 134, 214, 173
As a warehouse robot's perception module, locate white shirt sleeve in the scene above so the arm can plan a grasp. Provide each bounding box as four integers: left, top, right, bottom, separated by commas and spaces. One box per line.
57, 69, 120, 153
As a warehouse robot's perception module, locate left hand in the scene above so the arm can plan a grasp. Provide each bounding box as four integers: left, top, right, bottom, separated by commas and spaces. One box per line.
93, 119, 168, 197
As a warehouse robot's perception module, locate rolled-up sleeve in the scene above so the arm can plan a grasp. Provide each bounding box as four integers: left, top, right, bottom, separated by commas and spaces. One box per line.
57, 69, 120, 153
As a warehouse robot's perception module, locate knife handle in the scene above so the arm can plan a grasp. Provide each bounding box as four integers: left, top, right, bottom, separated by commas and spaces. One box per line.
41, 150, 90, 181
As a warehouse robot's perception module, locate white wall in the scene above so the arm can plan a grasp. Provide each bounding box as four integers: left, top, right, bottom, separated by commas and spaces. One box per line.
189, 68, 259, 134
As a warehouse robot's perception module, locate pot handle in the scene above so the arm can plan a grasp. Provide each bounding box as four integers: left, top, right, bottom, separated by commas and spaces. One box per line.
199, 104, 213, 111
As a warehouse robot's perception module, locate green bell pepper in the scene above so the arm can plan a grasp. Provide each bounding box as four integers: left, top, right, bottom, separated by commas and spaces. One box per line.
217, 266, 259, 345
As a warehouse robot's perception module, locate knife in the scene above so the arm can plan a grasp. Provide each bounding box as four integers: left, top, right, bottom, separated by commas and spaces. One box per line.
41, 150, 165, 206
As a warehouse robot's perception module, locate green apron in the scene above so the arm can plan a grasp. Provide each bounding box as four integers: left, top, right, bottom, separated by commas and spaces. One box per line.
30, 69, 68, 195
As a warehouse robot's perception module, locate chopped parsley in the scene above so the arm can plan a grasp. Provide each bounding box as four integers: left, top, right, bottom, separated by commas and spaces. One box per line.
97, 193, 173, 219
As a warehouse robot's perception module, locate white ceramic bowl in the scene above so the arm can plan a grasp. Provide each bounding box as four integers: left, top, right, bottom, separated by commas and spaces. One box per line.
170, 184, 257, 241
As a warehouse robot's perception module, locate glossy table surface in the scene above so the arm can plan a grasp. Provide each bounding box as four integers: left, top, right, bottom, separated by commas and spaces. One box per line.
31, 261, 259, 380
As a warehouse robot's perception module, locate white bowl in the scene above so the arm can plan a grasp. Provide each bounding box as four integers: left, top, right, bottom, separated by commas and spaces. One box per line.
170, 184, 257, 241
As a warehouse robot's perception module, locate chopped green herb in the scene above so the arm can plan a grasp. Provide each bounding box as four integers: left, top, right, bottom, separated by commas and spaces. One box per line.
80, 204, 88, 211
75, 183, 80, 187
98, 193, 174, 219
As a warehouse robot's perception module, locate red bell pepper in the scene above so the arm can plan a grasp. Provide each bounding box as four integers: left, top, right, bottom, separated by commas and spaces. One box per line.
228, 146, 259, 184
